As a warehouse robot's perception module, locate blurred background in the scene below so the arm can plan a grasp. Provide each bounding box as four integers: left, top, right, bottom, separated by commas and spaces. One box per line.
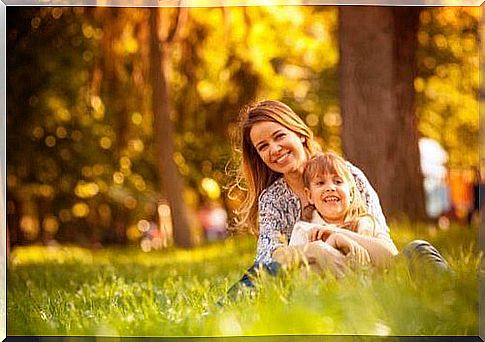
5, 6, 482, 253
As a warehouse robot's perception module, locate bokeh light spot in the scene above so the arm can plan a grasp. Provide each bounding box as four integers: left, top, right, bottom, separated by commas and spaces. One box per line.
305, 113, 319, 127
31, 17, 41, 29
201, 177, 220, 200
158, 204, 171, 217
45, 135, 56, 147
123, 196, 137, 210
72, 202, 90, 218
100, 137, 112, 149
59, 209, 72, 223
43, 216, 59, 234
137, 220, 150, 232
56, 126, 68, 138
131, 112, 143, 125
32, 126, 44, 139
113, 172, 124, 185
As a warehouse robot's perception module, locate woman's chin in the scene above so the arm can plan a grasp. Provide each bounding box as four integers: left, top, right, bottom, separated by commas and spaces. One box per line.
274, 161, 305, 175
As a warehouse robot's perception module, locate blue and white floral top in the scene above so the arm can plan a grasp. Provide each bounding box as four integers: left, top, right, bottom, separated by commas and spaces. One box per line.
255, 162, 392, 264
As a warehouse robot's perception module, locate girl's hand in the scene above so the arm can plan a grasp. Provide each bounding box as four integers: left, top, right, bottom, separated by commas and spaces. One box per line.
309, 224, 342, 242
326, 233, 371, 266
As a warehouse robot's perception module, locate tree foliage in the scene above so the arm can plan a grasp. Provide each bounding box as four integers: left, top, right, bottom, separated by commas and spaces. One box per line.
415, 8, 479, 169
6, 6, 478, 246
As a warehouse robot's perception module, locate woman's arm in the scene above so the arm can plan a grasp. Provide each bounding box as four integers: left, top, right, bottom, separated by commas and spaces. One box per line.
254, 188, 296, 264
347, 163, 392, 240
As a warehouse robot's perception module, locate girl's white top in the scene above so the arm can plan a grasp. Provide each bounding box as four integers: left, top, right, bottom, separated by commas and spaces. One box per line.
255, 162, 393, 264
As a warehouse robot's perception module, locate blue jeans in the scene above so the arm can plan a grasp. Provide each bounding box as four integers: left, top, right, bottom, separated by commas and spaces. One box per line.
224, 261, 281, 302
401, 239, 450, 276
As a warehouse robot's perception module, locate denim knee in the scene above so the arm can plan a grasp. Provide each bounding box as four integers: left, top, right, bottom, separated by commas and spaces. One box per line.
240, 261, 281, 287
222, 261, 281, 305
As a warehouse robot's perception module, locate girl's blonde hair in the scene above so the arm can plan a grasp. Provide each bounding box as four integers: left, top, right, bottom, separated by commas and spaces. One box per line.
229, 100, 321, 235
302, 152, 376, 232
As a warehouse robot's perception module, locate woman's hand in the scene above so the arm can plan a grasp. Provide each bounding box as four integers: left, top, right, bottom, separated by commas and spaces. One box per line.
325, 233, 371, 267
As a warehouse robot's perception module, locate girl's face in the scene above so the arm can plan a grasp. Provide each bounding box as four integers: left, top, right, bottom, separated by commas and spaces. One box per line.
305, 172, 351, 224
249, 121, 307, 175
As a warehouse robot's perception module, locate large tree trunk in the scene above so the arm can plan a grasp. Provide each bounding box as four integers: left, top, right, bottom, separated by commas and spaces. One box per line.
149, 9, 193, 247
339, 7, 427, 221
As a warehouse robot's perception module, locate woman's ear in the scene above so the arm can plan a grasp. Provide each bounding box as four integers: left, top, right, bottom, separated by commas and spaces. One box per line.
300, 136, 306, 143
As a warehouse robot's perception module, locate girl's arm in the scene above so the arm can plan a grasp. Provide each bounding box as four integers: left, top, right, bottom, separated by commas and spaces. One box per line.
326, 225, 398, 268
273, 241, 347, 277
355, 216, 375, 237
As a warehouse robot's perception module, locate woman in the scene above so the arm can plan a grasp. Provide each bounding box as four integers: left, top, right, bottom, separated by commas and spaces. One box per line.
228, 100, 448, 290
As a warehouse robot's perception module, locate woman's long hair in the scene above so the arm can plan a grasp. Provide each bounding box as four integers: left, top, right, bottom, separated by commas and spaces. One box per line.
302, 152, 376, 232
229, 100, 321, 235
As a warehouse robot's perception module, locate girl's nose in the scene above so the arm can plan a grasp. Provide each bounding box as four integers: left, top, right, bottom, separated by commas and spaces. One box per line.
324, 184, 336, 192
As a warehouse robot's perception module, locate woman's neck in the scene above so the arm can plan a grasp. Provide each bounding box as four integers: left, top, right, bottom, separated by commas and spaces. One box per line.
284, 171, 306, 201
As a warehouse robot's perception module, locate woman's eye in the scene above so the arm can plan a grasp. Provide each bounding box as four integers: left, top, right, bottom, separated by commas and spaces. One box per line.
275, 133, 286, 140
258, 144, 268, 152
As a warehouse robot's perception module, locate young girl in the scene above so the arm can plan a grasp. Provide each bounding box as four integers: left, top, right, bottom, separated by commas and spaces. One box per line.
289, 152, 399, 269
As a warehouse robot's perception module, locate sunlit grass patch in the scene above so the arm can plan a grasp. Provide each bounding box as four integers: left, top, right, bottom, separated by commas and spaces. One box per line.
7, 224, 479, 336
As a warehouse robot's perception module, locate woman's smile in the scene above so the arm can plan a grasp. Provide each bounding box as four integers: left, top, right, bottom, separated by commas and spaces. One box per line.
272, 151, 291, 164
250, 121, 307, 174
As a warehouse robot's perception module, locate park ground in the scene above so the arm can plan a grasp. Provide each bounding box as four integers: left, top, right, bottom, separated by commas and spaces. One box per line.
7, 221, 480, 337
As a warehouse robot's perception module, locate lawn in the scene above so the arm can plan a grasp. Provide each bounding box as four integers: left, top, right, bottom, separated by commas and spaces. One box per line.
7, 222, 480, 337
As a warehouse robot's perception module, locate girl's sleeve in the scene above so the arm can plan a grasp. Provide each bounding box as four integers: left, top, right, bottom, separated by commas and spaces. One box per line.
348, 163, 393, 242
254, 191, 287, 264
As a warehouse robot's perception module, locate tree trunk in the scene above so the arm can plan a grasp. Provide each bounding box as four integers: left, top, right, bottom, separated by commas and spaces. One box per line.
149, 9, 193, 248
339, 7, 427, 221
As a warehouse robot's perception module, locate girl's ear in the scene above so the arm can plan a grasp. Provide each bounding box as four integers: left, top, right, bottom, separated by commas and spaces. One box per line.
300, 136, 306, 143
304, 187, 313, 204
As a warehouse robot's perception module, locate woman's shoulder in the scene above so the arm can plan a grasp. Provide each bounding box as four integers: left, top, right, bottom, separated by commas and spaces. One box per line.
258, 177, 299, 212
259, 177, 291, 201
345, 160, 370, 190
345, 160, 365, 178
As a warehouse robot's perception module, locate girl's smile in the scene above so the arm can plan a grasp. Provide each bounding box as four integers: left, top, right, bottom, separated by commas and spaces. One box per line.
305, 173, 352, 224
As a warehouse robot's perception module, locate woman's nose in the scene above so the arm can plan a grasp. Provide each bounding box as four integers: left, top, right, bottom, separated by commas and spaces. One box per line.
269, 143, 282, 155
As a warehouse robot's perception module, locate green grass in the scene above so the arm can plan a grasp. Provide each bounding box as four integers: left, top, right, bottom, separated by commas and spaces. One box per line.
7, 222, 480, 337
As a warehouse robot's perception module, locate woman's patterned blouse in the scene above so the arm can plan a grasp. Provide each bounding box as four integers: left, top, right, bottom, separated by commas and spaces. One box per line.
254, 162, 392, 264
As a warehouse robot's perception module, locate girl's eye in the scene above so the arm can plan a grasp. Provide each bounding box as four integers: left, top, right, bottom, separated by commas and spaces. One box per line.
334, 178, 343, 184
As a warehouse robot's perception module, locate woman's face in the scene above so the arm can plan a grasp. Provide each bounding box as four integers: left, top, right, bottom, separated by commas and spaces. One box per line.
249, 121, 307, 175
